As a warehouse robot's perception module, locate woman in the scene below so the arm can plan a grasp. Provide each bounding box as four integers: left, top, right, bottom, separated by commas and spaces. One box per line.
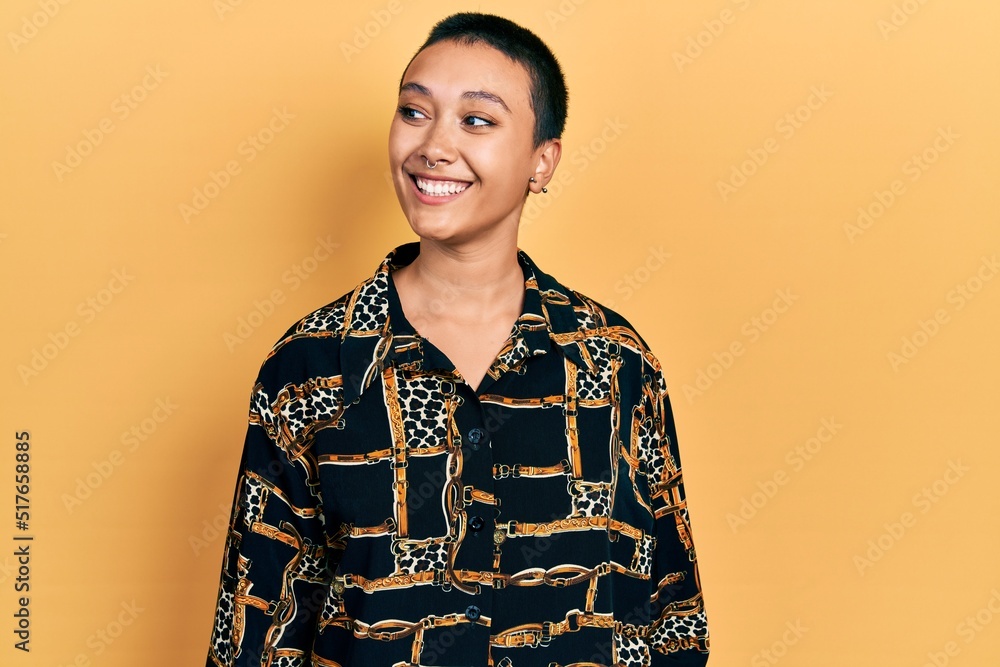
206, 11, 710, 666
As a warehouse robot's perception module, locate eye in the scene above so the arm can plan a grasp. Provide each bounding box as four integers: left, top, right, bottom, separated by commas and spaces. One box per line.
465, 115, 494, 127
397, 105, 426, 120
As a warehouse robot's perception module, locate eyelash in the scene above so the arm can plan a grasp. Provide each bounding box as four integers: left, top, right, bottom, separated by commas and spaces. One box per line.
396, 105, 494, 127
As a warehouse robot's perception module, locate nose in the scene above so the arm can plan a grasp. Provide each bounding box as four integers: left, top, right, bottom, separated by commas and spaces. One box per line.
415, 116, 456, 168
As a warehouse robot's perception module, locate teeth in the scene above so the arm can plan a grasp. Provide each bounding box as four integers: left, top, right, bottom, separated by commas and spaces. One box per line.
415, 176, 469, 196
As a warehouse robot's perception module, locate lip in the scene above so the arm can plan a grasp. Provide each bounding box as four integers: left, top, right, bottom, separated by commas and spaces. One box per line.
407, 172, 473, 205
410, 172, 473, 183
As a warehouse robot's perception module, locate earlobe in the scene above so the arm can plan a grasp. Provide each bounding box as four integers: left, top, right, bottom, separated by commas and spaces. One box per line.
531, 139, 561, 192
528, 176, 548, 194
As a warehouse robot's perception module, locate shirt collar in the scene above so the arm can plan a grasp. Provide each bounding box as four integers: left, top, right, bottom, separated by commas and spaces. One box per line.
339, 241, 596, 404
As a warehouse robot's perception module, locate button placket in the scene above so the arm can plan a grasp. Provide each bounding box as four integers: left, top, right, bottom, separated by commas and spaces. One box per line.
449, 382, 497, 633
466, 426, 485, 450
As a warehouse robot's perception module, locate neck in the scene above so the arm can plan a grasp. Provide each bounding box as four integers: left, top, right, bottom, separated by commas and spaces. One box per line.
394, 239, 525, 318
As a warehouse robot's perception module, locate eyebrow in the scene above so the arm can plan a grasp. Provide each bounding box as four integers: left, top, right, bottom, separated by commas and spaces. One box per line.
398, 81, 511, 115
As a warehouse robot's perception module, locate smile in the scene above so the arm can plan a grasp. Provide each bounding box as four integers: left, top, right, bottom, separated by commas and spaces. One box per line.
410, 174, 471, 197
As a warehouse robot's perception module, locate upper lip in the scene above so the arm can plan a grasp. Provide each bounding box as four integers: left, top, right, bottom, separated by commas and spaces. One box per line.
409, 171, 473, 184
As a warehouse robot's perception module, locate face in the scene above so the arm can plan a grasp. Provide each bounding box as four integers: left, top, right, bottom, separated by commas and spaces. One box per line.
388, 39, 560, 246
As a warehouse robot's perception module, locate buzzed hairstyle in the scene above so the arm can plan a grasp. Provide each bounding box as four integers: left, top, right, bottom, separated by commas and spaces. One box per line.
399, 11, 569, 150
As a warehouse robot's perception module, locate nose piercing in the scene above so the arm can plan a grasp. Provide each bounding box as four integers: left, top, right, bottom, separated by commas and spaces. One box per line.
425, 157, 437, 169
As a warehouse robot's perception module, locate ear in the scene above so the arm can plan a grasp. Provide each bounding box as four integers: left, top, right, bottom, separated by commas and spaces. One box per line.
529, 138, 562, 192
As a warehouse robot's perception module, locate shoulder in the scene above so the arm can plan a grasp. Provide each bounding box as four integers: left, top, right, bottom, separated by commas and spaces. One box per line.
555, 278, 668, 388
252, 269, 382, 392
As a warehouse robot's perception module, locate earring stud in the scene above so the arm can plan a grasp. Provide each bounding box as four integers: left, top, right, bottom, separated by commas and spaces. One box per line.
528, 177, 547, 194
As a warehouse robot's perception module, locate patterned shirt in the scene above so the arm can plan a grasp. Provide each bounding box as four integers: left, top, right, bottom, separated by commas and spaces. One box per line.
206, 241, 710, 667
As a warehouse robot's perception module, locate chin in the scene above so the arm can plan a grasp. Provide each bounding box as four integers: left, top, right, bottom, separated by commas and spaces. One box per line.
406, 218, 455, 240
406, 217, 482, 245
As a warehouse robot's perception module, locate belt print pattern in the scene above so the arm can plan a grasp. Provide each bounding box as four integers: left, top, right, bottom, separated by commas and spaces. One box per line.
206, 242, 710, 666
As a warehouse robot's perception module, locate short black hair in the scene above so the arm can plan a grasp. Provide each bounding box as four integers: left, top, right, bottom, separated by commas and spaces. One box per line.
399, 12, 568, 151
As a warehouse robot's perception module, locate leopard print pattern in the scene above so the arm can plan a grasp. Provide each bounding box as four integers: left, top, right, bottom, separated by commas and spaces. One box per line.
631, 533, 656, 576
209, 585, 235, 664
241, 474, 269, 529
251, 379, 343, 451
613, 630, 651, 667
636, 410, 666, 494
276, 383, 342, 442
251, 383, 276, 431
295, 299, 347, 335
648, 609, 709, 653
208, 556, 252, 664
492, 326, 528, 372
396, 375, 449, 449
348, 270, 389, 332
292, 541, 330, 581
572, 305, 613, 401
318, 578, 345, 627
395, 537, 450, 575
568, 479, 612, 518
270, 654, 308, 667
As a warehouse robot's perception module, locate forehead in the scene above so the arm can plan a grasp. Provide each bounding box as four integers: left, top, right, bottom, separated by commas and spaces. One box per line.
400, 40, 532, 108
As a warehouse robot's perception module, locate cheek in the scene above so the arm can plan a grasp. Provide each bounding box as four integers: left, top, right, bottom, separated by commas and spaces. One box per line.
386, 135, 402, 164
469, 147, 517, 185
387, 123, 414, 162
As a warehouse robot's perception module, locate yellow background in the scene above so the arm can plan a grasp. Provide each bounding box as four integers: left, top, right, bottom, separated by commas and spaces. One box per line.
2, 0, 998, 664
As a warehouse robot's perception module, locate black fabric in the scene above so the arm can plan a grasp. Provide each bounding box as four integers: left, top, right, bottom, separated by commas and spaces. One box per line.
206, 241, 710, 666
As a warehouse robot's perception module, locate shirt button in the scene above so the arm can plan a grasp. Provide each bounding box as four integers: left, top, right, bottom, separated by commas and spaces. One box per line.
467, 427, 485, 445
493, 528, 507, 545
469, 515, 485, 532
465, 604, 481, 621
332, 579, 345, 594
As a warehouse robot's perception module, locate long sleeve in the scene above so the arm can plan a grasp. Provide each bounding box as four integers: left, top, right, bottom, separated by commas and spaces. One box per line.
643, 366, 711, 664
206, 361, 334, 666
